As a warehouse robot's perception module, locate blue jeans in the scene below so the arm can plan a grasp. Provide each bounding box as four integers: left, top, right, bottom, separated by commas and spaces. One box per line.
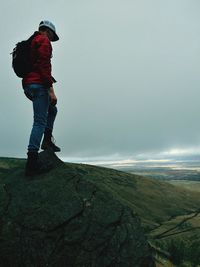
24, 84, 57, 152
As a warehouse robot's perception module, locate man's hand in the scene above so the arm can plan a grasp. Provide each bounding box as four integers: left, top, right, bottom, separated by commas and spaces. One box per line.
49, 87, 57, 106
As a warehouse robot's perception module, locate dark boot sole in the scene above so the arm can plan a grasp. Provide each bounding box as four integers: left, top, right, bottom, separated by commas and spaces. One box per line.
41, 145, 61, 152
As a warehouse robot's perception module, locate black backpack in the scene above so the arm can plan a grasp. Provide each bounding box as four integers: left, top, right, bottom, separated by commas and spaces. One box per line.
11, 33, 37, 78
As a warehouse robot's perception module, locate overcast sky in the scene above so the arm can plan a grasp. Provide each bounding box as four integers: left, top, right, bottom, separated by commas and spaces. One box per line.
1, 0, 200, 162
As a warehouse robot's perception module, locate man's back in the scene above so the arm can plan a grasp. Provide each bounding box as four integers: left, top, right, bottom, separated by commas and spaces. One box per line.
22, 32, 53, 88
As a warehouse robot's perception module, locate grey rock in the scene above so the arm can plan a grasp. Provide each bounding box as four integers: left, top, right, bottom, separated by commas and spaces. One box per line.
0, 150, 155, 267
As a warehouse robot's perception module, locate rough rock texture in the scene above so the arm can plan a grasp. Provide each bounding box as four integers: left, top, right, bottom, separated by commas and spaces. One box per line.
0, 150, 155, 267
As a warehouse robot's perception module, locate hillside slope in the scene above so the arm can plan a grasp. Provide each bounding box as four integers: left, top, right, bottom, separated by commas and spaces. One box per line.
1, 152, 200, 266
1, 155, 200, 228
0, 151, 154, 267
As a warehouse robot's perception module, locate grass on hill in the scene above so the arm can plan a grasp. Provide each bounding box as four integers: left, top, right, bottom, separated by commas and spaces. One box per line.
1, 157, 200, 266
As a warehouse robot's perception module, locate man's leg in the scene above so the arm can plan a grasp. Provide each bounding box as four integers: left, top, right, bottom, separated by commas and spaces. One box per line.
24, 84, 50, 176
46, 104, 58, 132
41, 104, 61, 152
28, 87, 49, 151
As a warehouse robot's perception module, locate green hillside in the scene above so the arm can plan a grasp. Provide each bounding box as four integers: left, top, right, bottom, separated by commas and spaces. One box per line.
1, 156, 200, 266
1, 157, 200, 228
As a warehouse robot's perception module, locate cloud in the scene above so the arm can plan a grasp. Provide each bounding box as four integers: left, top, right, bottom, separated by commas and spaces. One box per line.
1, 0, 200, 160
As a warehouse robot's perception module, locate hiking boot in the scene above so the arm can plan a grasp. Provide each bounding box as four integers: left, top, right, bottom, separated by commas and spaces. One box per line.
41, 130, 61, 152
25, 151, 52, 177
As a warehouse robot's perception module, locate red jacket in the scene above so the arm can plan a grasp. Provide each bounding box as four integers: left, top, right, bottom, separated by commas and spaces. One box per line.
22, 32, 54, 88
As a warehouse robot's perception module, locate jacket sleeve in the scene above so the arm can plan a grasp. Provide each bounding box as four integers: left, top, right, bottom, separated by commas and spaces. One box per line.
34, 35, 53, 87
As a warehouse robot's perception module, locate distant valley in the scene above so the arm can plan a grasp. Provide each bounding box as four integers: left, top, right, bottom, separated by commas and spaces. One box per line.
121, 167, 200, 181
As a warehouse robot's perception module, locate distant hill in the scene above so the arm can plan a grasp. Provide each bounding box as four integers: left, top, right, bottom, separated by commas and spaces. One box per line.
1, 152, 200, 266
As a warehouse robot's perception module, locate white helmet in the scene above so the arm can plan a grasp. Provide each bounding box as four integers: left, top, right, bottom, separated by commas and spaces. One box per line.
39, 20, 59, 41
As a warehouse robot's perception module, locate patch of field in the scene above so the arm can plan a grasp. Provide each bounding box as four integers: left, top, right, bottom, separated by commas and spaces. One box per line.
168, 180, 200, 192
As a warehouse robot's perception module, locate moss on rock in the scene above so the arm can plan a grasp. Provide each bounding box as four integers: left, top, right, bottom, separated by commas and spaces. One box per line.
0, 150, 154, 267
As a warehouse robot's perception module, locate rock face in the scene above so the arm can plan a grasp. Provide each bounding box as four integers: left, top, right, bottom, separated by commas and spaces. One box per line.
0, 150, 155, 267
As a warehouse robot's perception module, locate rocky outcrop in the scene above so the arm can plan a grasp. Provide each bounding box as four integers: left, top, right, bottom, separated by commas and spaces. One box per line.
0, 150, 155, 267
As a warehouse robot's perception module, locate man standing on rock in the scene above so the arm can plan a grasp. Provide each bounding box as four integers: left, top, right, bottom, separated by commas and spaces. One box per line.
22, 20, 61, 176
